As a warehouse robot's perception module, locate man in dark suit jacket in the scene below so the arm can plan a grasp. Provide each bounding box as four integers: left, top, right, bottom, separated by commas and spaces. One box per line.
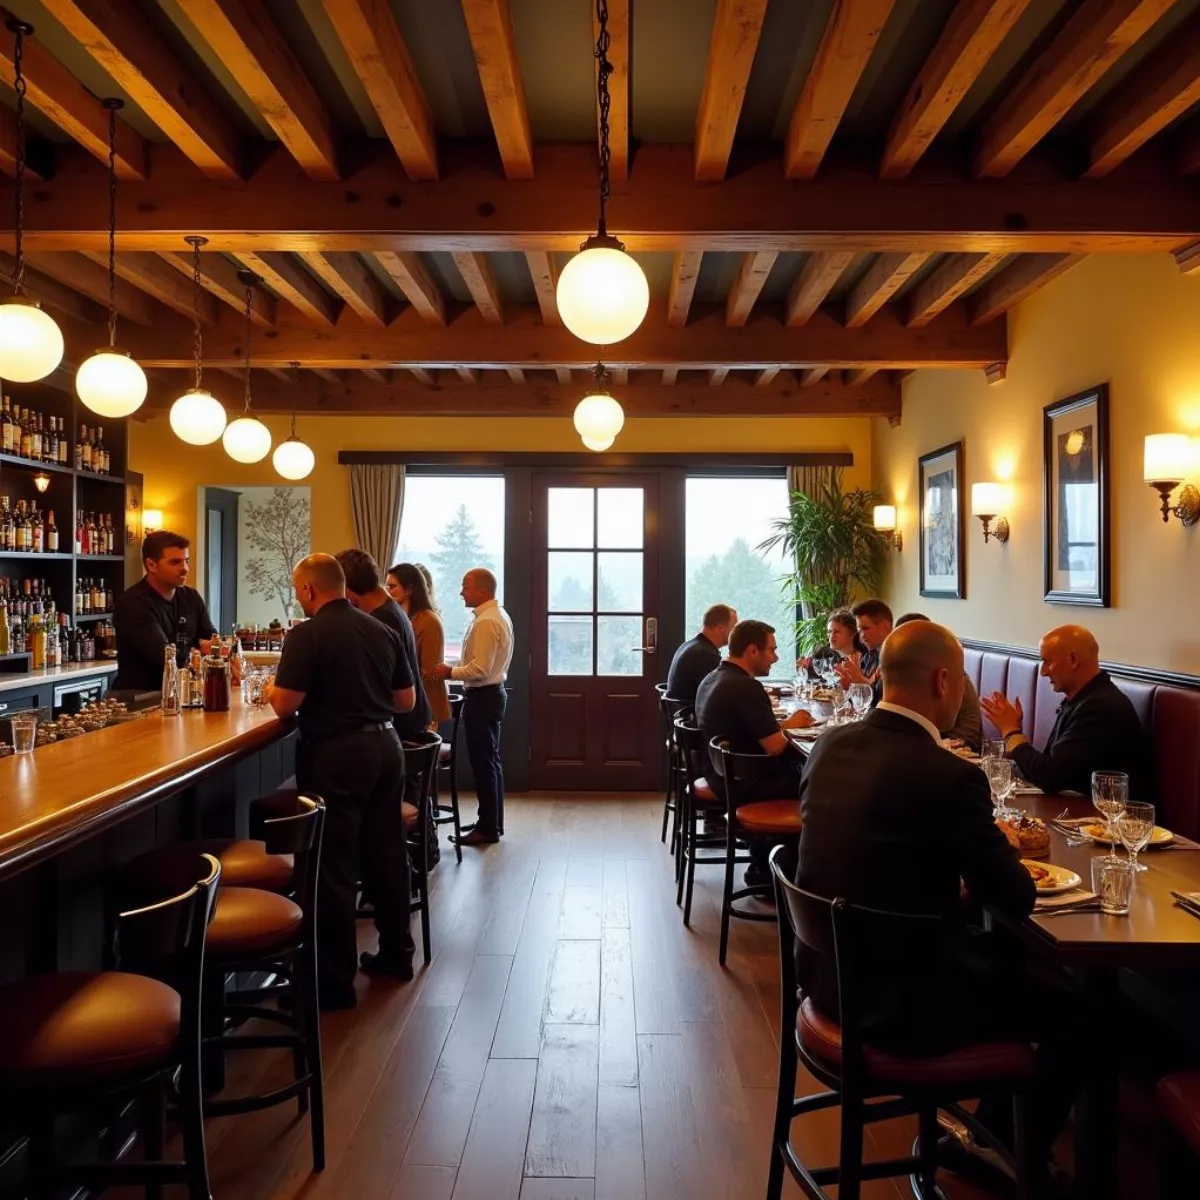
981, 624, 1151, 798
797, 621, 1084, 1179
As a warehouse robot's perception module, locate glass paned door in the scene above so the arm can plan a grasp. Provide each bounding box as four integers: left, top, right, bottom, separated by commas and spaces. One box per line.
531, 473, 660, 791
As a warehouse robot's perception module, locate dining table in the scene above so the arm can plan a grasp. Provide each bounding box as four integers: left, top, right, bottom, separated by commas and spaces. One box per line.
776, 690, 1200, 1200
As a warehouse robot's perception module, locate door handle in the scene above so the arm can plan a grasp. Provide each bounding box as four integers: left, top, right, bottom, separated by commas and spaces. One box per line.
631, 616, 657, 654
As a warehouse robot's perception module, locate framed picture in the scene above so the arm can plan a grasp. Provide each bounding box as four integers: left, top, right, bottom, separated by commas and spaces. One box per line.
1043, 384, 1110, 606
918, 440, 965, 599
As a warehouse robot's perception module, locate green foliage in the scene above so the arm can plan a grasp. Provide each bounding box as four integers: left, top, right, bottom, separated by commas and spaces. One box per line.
758, 468, 885, 655
429, 504, 493, 646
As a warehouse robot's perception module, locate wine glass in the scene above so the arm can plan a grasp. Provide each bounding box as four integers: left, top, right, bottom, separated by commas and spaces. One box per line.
1092, 771, 1129, 864
848, 682, 873, 720
981, 739, 1005, 762
1116, 801, 1155, 873
983, 758, 1013, 819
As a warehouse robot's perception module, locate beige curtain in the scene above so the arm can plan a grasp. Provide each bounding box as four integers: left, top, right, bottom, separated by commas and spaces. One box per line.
787, 463, 835, 500
349, 464, 405, 570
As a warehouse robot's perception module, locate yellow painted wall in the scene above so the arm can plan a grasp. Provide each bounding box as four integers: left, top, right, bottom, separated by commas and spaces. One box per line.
131, 413, 873, 559
872, 253, 1200, 674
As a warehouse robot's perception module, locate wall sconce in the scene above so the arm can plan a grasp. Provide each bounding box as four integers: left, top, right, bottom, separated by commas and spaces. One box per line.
971, 482, 1010, 544
143, 508, 163, 533
32, 472, 50, 493
1143, 434, 1199, 526
873, 504, 902, 551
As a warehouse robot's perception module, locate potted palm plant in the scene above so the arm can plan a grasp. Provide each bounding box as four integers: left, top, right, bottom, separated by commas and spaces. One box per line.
758, 468, 887, 655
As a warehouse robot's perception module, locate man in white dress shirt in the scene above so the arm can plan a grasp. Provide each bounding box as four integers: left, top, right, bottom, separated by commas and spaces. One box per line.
432, 567, 514, 846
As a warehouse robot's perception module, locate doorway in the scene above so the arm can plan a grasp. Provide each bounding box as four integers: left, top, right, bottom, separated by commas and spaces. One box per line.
529, 473, 661, 790
204, 488, 239, 633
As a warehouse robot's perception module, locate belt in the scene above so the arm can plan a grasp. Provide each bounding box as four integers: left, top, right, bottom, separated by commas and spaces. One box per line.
360, 721, 392, 732
465, 682, 503, 691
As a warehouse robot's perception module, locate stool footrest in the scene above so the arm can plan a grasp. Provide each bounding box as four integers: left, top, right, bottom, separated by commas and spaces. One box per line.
217, 1032, 301, 1052
205, 1076, 314, 1116
222, 1001, 294, 1025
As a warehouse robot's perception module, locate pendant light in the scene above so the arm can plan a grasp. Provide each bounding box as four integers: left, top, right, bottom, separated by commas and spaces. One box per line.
573, 362, 624, 451
555, 0, 649, 346
221, 271, 272, 462
272, 362, 315, 480
0, 20, 64, 382
76, 98, 147, 417
169, 236, 227, 445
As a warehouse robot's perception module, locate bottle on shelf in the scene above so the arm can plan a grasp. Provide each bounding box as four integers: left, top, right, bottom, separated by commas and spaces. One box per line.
46, 510, 57, 553
0, 395, 12, 455
0, 591, 9, 656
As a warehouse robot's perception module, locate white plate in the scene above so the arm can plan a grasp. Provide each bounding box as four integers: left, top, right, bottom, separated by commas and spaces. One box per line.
1077, 822, 1174, 847
1022, 860, 1082, 895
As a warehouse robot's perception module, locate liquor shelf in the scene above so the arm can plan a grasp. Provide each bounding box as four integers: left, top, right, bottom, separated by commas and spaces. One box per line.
0, 659, 116, 697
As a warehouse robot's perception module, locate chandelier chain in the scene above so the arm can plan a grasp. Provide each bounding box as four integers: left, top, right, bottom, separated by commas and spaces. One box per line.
9, 21, 29, 296
594, 0, 612, 236
105, 101, 119, 346
186, 235, 208, 390
243, 276, 253, 412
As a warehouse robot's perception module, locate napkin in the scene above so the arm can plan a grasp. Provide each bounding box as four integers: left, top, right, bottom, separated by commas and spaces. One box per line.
1035, 890, 1096, 911
1171, 891, 1200, 920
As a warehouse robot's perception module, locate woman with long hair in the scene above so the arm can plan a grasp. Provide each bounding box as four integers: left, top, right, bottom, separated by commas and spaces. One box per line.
387, 562, 451, 725
798, 608, 865, 675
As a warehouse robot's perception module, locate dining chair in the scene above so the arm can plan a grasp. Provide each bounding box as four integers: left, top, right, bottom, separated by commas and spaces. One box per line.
655, 684, 679, 850
401, 733, 443, 964
673, 714, 726, 924
767, 845, 1038, 1200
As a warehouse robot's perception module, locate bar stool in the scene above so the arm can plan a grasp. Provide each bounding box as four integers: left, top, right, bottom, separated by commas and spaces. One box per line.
139, 833, 294, 894
673, 715, 727, 925
0, 854, 220, 1200
767, 846, 1038, 1200
434, 693, 465, 862
707, 737, 803, 965
403, 733, 443, 964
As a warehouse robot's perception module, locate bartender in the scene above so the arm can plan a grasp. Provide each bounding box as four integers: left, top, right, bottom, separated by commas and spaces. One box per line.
113, 530, 216, 692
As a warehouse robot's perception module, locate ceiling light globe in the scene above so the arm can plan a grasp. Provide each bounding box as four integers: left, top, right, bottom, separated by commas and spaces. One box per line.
557, 246, 649, 345
573, 391, 625, 442
76, 348, 147, 417
169, 388, 227, 445
581, 433, 614, 452
222, 415, 272, 463
273, 436, 315, 481
0, 298, 65, 382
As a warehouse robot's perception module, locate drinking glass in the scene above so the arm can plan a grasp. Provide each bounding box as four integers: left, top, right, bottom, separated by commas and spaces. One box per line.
1092, 771, 1129, 865
982, 739, 1005, 761
1090, 857, 1134, 915
1116, 801, 1155, 873
848, 683, 873, 720
10, 713, 36, 754
983, 757, 1013, 818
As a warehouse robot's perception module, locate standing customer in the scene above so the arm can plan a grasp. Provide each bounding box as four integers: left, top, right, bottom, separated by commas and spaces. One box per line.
387, 562, 451, 726
431, 568, 513, 846
265, 554, 417, 1009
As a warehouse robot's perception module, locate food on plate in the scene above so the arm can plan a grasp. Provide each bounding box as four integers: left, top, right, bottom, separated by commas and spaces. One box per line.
1023, 861, 1054, 889
997, 814, 1051, 857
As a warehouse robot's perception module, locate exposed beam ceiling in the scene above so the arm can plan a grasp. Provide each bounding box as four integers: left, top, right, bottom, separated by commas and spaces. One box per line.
231, 251, 342, 326
667, 251, 703, 327
845, 252, 930, 328
595, 0, 629, 182
157, 251, 277, 326
451, 250, 505, 324
373, 251, 446, 323
966, 253, 1085, 324
906, 252, 1006, 327
0, 252, 103, 324
525, 251, 560, 326
725, 251, 777, 326
84, 251, 219, 323
0, 109, 43, 180
26, 252, 160, 325
785, 251, 855, 326
299, 251, 391, 325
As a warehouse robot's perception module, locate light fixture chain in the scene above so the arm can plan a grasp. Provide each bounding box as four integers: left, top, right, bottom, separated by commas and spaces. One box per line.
594, 0, 612, 236
188, 236, 206, 390
243, 275, 253, 412
106, 100, 118, 346
10, 21, 28, 296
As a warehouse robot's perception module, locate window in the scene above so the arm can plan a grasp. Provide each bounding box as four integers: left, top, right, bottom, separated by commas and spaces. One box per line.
684, 476, 795, 680
394, 475, 505, 659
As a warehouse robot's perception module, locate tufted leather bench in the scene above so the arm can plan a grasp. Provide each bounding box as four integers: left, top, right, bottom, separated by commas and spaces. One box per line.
963, 644, 1200, 839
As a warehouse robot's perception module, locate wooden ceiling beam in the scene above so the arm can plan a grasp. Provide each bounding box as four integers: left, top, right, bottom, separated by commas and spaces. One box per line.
25, 252, 160, 325
880, 0, 1031, 179
409, 367, 435, 385
842, 367, 877, 386
973, 0, 1175, 178
754, 366, 780, 388
555, 367, 572, 385
661, 367, 678, 385
595, 0, 629, 182
525, 251, 560, 326
113, 301, 1005, 369
323, 0, 437, 180
84, 251, 219, 323
175, 0, 340, 181
157, 252, 278, 326
14, 142, 1200, 254
456, 366, 481, 385
232, 251, 342, 326
299, 251, 392, 326
845, 252, 930, 328
310, 368, 340, 383
460, 0, 534, 180
0, 16, 146, 180
784, 0, 897, 180
966, 253, 1085, 323
906, 252, 1006, 327
1084, 10, 1200, 178
360, 368, 390, 384
141, 370, 901, 418
694, 0, 769, 181
0, 252, 103, 324
612, 367, 629, 385
726, 251, 777, 326
0, 110, 45, 180
373, 251, 446, 323
40, 0, 243, 180
505, 366, 525, 384
708, 367, 730, 386
797, 367, 829, 386
668, 251, 703, 327
785, 250, 855, 326
451, 251, 504, 324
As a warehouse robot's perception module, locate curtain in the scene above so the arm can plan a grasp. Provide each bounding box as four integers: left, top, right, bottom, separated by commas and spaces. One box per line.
787, 463, 835, 500
349, 464, 405, 570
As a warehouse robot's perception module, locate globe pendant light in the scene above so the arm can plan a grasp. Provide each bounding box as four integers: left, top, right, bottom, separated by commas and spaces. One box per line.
573, 362, 624, 451
76, 98, 147, 418
0, 20, 64, 383
273, 410, 315, 480
169, 236, 227, 445
555, 0, 649, 346
221, 271, 272, 463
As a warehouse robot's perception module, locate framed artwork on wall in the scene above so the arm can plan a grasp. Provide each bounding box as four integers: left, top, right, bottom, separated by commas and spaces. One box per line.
1043, 384, 1110, 607
918, 440, 965, 599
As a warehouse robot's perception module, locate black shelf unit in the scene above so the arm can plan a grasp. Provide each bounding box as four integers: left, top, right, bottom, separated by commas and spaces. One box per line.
75, 611, 113, 623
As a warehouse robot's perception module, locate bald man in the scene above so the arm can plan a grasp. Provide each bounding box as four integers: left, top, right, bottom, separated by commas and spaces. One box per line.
797, 622, 1083, 1181
267, 553, 418, 1007
981, 624, 1150, 798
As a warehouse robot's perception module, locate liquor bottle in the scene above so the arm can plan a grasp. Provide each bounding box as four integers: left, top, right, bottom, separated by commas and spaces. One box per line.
30, 507, 43, 554
57, 417, 68, 465
0, 396, 11, 454
90, 578, 101, 612
46, 416, 57, 464
0, 594, 9, 656
80, 424, 92, 471
95, 427, 106, 474
161, 642, 180, 715
104, 582, 114, 610
74, 425, 83, 470
19, 409, 32, 459
46, 510, 58, 553
29, 610, 45, 669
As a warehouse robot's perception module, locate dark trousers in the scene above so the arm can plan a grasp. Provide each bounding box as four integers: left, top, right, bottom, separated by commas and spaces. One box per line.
464, 684, 506, 836
297, 727, 414, 1000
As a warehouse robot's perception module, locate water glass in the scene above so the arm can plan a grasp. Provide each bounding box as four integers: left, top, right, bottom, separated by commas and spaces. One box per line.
10, 713, 37, 754
1091, 857, 1134, 915
982, 739, 1005, 761
1117, 801, 1155, 873
1092, 771, 1129, 864
983, 757, 1013, 817
848, 683, 873, 720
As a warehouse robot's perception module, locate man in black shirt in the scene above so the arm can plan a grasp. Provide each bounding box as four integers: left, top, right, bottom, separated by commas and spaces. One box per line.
665, 603, 736, 705
981, 623, 1151, 797
113, 530, 216, 691
335, 548, 431, 738
266, 554, 417, 1009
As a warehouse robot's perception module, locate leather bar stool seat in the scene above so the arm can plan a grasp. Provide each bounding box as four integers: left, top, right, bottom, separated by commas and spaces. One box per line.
735, 800, 803, 835
692, 776, 718, 804
1159, 1070, 1200, 1157
129, 838, 294, 895
206, 887, 303, 959
0, 972, 180, 1086
402, 800, 419, 829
